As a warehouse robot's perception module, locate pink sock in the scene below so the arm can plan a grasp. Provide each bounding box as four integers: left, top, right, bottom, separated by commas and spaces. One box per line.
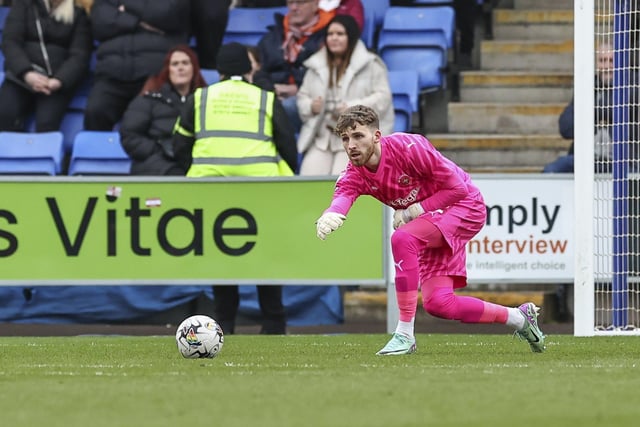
422, 278, 509, 324
391, 230, 421, 323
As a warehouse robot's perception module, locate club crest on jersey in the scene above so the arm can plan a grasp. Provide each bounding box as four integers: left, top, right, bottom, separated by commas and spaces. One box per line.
398, 174, 411, 186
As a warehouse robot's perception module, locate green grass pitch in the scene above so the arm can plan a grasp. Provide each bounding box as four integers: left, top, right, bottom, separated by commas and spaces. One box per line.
1, 333, 639, 427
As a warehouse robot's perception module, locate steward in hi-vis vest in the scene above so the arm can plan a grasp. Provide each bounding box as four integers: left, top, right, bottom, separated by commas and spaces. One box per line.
172, 42, 295, 336
173, 44, 297, 177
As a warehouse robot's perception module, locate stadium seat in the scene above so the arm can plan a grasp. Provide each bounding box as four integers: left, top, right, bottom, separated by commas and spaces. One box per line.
378, 6, 455, 91
222, 7, 287, 46
411, 0, 453, 4
361, 7, 376, 49
59, 111, 85, 155
0, 6, 10, 33
201, 69, 220, 85
380, 6, 455, 52
68, 131, 131, 175
362, 0, 390, 30
68, 73, 94, 111
388, 70, 419, 132
382, 49, 445, 91
0, 131, 64, 175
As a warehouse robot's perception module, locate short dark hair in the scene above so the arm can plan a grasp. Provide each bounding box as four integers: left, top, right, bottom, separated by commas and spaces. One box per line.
334, 105, 380, 135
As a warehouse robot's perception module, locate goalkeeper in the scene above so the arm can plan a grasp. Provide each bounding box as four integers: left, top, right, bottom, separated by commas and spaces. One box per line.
315, 105, 546, 355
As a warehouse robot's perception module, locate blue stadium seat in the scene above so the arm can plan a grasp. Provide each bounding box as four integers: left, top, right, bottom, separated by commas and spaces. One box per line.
361, 7, 376, 49
378, 6, 455, 91
0, 6, 10, 33
380, 6, 455, 52
68, 131, 131, 176
411, 0, 453, 4
201, 69, 220, 85
222, 7, 287, 46
362, 0, 390, 30
59, 111, 85, 155
68, 73, 94, 111
382, 49, 445, 91
388, 70, 419, 132
0, 131, 64, 175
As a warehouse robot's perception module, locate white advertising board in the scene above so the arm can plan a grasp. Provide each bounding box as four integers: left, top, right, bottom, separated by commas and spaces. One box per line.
385, 175, 575, 284
467, 175, 574, 283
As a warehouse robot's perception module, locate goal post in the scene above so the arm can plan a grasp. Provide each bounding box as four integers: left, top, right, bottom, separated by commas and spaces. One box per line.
574, 0, 640, 335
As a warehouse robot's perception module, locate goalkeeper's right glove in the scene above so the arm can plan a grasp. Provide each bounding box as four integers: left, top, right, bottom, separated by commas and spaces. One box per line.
316, 212, 346, 240
392, 202, 425, 229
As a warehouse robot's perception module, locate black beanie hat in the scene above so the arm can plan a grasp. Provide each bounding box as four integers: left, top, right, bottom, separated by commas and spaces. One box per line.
216, 42, 252, 76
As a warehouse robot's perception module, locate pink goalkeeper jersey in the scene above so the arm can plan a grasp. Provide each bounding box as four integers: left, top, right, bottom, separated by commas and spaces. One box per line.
325, 132, 487, 286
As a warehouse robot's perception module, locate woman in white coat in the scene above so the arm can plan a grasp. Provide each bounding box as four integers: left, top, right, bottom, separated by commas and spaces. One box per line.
296, 14, 394, 175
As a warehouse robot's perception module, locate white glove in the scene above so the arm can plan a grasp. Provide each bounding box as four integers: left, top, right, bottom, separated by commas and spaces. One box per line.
392, 203, 425, 229
316, 212, 347, 240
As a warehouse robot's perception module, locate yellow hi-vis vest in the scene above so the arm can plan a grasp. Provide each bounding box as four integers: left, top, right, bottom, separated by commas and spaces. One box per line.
186, 79, 293, 177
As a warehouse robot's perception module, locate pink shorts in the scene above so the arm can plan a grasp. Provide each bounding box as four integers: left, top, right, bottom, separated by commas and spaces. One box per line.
400, 191, 486, 289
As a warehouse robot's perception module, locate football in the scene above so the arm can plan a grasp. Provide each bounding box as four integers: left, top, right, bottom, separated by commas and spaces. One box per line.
175, 314, 224, 359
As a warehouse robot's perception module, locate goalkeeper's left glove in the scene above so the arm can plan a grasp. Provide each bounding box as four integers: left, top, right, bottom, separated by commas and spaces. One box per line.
392, 203, 425, 229
316, 212, 347, 240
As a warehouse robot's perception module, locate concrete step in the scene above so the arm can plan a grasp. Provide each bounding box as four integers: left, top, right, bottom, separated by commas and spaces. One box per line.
459, 71, 573, 103
466, 165, 545, 173
480, 40, 573, 71
428, 133, 568, 169
493, 9, 573, 40
447, 102, 566, 134
514, 0, 573, 9
344, 289, 564, 322
345, 290, 548, 310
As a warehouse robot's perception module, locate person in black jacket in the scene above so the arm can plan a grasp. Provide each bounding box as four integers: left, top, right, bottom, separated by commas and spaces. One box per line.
189, 0, 230, 69
0, 0, 92, 131
83, 0, 191, 131
119, 45, 207, 176
543, 44, 640, 173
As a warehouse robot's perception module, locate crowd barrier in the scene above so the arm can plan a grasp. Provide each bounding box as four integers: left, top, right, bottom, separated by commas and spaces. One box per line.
0, 175, 574, 331
0, 177, 386, 326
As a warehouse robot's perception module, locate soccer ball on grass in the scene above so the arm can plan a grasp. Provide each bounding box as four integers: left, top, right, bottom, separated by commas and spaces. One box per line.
175, 314, 224, 358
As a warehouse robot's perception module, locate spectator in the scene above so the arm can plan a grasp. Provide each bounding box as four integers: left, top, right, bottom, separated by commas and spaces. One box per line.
541, 96, 577, 173
0, 0, 92, 132
234, 0, 285, 6
246, 45, 274, 91
83, 0, 191, 131
319, 0, 363, 32
297, 14, 393, 175
190, 0, 230, 69
257, 0, 335, 133
454, 0, 478, 69
543, 43, 639, 173
119, 45, 207, 176
173, 43, 297, 334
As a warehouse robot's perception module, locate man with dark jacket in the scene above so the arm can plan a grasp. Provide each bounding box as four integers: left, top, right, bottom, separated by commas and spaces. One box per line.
173, 43, 297, 334
190, 0, 230, 69
83, 0, 191, 131
543, 44, 639, 173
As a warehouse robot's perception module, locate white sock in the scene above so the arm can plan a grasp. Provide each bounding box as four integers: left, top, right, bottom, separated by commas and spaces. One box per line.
395, 319, 414, 337
506, 307, 525, 330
